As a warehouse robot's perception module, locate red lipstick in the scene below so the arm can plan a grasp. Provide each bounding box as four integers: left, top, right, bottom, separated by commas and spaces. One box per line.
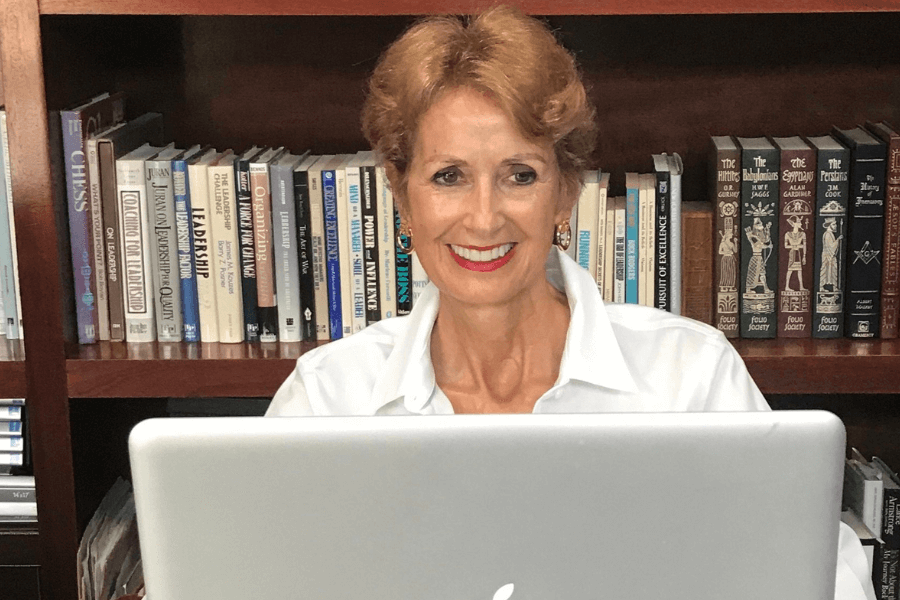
449, 245, 516, 272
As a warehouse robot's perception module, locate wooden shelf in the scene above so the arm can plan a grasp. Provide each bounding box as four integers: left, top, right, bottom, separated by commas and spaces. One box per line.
66, 342, 323, 398
37, 0, 900, 16
0, 523, 39, 567
735, 338, 900, 394
0, 340, 26, 399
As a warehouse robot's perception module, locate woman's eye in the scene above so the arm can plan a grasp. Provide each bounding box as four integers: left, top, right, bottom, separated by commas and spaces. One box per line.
510, 168, 537, 185
433, 168, 461, 186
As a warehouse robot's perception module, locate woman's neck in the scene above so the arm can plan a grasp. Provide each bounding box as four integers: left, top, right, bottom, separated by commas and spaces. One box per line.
430, 279, 570, 414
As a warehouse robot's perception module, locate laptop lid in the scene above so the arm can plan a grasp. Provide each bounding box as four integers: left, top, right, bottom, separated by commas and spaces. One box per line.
129, 411, 844, 600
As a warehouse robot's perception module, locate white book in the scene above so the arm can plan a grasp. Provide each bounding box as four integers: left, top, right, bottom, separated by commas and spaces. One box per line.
638, 174, 650, 307
0, 501, 37, 518
0, 406, 21, 420
0, 436, 23, 451
575, 170, 600, 276
0, 110, 22, 339
334, 155, 355, 337
207, 150, 244, 343
603, 194, 615, 303
116, 143, 165, 342
375, 166, 397, 321
668, 153, 684, 315
270, 151, 309, 342
147, 146, 185, 341
843, 458, 884, 537
640, 173, 658, 307
596, 172, 610, 297
86, 132, 112, 340
613, 196, 626, 303
0, 451, 23, 466
307, 155, 334, 341
0, 420, 22, 435
344, 153, 368, 334
187, 149, 220, 342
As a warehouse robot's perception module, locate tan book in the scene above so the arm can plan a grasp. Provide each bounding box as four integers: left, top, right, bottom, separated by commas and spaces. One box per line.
207, 150, 243, 343
187, 149, 221, 342
308, 155, 335, 340
595, 172, 610, 297
602, 191, 616, 303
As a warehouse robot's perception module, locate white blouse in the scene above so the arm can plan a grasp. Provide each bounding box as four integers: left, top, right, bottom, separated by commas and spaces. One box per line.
267, 247, 875, 600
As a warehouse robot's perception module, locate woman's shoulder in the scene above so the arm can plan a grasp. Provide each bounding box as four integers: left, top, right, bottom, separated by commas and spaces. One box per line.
296, 315, 409, 374
601, 302, 727, 347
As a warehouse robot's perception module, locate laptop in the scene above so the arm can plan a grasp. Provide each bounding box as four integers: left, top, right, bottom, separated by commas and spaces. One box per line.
129, 411, 844, 600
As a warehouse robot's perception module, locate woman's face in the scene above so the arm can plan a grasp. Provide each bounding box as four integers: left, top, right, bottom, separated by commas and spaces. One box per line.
403, 86, 572, 308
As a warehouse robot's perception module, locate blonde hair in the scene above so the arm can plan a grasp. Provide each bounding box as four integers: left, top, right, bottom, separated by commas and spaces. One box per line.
361, 6, 596, 204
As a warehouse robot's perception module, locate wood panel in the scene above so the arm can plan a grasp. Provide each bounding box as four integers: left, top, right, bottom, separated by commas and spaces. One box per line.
0, 339, 26, 398
0, 524, 40, 566
37, 0, 900, 16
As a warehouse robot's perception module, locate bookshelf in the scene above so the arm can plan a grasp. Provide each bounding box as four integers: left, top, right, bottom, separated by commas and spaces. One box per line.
0, 1, 898, 599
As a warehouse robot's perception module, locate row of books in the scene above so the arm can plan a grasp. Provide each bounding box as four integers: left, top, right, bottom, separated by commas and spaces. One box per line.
0, 108, 23, 340
61, 93, 429, 344
711, 123, 900, 339
843, 449, 900, 600
0, 398, 34, 524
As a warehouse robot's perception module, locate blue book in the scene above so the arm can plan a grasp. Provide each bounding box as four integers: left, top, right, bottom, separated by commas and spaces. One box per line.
624, 172, 640, 304
172, 146, 205, 342
321, 157, 344, 339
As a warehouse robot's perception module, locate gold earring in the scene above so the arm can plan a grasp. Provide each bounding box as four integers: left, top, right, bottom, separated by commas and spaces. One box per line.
554, 220, 571, 251
396, 223, 414, 255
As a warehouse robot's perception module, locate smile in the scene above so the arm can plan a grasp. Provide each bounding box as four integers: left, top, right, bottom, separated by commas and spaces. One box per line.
448, 243, 516, 272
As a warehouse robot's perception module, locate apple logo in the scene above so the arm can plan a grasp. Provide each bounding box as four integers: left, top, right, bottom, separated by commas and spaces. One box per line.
493, 583, 515, 600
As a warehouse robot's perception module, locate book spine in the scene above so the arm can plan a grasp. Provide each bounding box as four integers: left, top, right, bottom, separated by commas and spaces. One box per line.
293, 168, 316, 341
603, 200, 615, 303
0, 436, 23, 452
322, 169, 343, 338
61, 111, 100, 343
235, 159, 260, 342
173, 159, 200, 342
776, 147, 815, 337
0, 453, 23, 466
0, 421, 22, 434
395, 207, 412, 316
712, 143, 741, 336
147, 159, 183, 341
272, 163, 302, 342
681, 201, 714, 325
880, 136, 900, 339
669, 158, 683, 316
0, 406, 21, 420
614, 198, 626, 303
845, 150, 887, 338
0, 117, 18, 339
0, 488, 34, 503
361, 165, 382, 325
346, 165, 367, 333
575, 177, 598, 275
655, 169, 671, 311
638, 178, 650, 306
189, 162, 219, 342
116, 157, 156, 342
740, 147, 780, 338
376, 167, 397, 320
336, 166, 354, 336
812, 146, 850, 338
209, 162, 244, 343
625, 180, 639, 304
86, 139, 110, 340
250, 163, 278, 342
0, 114, 20, 339
309, 168, 330, 340
99, 142, 126, 341
595, 178, 609, 299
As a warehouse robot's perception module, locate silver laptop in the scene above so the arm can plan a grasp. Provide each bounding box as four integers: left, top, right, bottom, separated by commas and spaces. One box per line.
129, 411, 844, 600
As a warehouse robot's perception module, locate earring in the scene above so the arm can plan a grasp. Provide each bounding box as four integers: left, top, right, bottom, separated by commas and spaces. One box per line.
554, 220, 571, 251
396, 223, 414, 255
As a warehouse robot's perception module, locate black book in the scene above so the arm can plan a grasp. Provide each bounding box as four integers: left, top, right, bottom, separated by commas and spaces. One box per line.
832, 126, 888, 338
652, 154, 671, 312
234, 146, 264, 342
395, 207, 412, 316
293, 155, 318, 341
806, 135, 850, 339
360, 156, 382, 325
737, 137, 780, 338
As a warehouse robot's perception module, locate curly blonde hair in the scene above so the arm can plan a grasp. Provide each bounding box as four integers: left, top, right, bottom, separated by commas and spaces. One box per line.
361, 6, 596, 206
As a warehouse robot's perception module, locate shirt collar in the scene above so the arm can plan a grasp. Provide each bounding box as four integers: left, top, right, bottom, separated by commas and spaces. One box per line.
371, 247, 639, 415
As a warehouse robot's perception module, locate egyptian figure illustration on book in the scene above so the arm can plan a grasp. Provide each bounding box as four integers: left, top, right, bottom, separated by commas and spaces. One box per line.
784, 215, 808, 291
745, 217, 773, 295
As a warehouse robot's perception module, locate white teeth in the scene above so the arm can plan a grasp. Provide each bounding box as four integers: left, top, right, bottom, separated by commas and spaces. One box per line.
450, 243, 514, 262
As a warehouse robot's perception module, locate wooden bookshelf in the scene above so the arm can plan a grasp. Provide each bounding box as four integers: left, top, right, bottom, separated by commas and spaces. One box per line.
1, 2, 899, 600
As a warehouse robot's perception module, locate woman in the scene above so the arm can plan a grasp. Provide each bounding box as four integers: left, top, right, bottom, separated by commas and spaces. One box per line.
267, 7, 873, 599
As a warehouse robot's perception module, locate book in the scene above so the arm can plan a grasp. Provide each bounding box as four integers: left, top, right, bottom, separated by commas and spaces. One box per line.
0, 420, 23, 435
851, 451, 900, 600
0, 475, 35, 503
321, 155, 347, 338
0, 110, 21, 339
359, 153, 381, 326
61, 93, 126, 344
681, 201, 714, 324
94, 113, 166, 342
308, 155, 335, 340
376, 166, 397, 320
344, 153, 368, 333
833, 126, 888, 338
613, 196, 626, 303
0, 436, 23, 452
0, 406, 21, 420
639, 173, 657, 307
595, 172, 610, 300
208, 150, 244, 343
333, 155, 355, 337
270, 151, 309, 342
602, 192, 616, 303
146, 145, 186, 342
293, 154, 320, 341
395, 204, 412, 316
0, 501, 37, 520
806, 134, 850, 339
250, 147, 286, 342
0, 451, 23, 465
711, 136, 741, 337
667, 153, 684, 316
576, 170, 600, 276
652, 155, 672, 312
866, 121, 900, 339
737, 137, 780, 338
624, 172, 640, 304
116, 143, 165, 342
171, 145, 206, 343
187, 149, 221, 342
234, 146, 264, 342
772, 136, 815, 338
